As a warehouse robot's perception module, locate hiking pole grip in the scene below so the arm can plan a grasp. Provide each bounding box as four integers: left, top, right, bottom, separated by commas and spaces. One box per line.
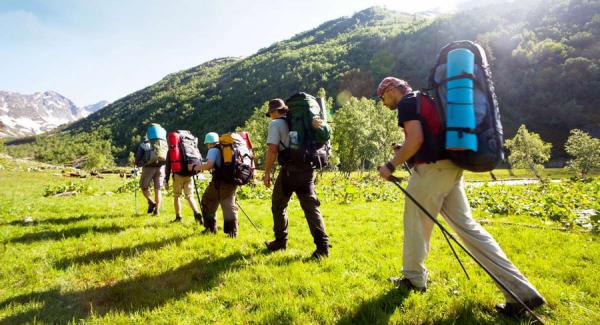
389, 176, 544, 324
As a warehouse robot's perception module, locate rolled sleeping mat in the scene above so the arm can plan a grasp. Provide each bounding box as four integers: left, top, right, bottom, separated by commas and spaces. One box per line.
147, 124, 167, 140
446, 48, 477, 151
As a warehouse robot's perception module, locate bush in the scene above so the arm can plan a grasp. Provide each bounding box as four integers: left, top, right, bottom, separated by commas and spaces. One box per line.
466, 178, 600, 231
43, 181, 92, 197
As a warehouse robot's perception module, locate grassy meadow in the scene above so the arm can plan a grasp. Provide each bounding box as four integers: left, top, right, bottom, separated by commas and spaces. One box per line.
0, 160, 599, 324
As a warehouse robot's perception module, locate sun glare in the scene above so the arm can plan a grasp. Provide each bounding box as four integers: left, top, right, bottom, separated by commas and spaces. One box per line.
382, 0, 460, 13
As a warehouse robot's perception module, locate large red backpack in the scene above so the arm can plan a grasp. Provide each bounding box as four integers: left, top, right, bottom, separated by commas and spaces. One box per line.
167, 132, 182, 173
406, 91, 446, 165
167, 130, 202, 176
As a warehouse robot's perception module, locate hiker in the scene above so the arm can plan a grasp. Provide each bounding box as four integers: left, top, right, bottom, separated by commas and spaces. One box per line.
164, 130, 203, 223
134, 123, 168, 215
191, 132, 239, 237
376, 77, 545, 316
262, 98, 330, 258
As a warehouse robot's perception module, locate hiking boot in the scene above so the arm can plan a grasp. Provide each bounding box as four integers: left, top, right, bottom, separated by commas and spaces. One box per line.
310, 243, 330, 259
310, 248, 329, 259
495, 295, 546, 317
201, 218, 217, 235
265, 239, 287, 251
171, 215, 182, 223
194, 212, 203, 224
152, 207, 159, 216
147, 201, 156, 214
389, 277, 426, 292
223, 220, 238, 238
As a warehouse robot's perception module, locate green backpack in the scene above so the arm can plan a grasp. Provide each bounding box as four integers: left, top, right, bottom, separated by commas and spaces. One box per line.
140, 139, 168, 167
278, 92, 331, 169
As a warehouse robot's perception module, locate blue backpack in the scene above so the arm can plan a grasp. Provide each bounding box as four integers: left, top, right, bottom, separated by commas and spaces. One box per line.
428, 40, 505, 172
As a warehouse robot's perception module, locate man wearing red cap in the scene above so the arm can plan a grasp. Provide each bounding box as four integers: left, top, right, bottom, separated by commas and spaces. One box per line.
262, 98, 330, 259
376, 77, 545, 317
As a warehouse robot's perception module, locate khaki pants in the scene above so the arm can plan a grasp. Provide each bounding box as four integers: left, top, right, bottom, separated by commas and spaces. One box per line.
201, 178, 238, 223
139, 166, 165, 190
402, 159, 542, 302
173, 174, 194, 199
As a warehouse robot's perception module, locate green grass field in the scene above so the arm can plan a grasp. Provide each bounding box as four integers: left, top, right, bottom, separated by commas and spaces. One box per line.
1, 164, 599, 324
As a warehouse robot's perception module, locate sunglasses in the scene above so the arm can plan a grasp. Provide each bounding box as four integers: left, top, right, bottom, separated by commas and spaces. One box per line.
379, 86, 399, 100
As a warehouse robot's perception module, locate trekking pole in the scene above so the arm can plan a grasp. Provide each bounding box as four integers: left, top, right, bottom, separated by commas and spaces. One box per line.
388, 175, 544, 324
235, 200, 261, 232
133, 168, 139, 215
401, 163, 470, 280
193, 175, 204, 223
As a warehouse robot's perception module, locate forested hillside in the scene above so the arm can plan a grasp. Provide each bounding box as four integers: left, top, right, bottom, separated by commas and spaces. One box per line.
10, 0, 600, 163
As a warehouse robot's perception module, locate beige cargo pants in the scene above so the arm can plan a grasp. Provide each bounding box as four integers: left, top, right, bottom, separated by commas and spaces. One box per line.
402, 159, 542, 302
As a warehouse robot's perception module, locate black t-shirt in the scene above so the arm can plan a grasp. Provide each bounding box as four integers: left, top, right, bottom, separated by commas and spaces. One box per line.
396, 92, 419, 127
396, 92, 446, 164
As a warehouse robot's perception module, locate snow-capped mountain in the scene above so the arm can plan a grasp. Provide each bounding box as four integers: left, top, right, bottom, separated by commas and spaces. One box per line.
0, 91, 109, 138
82, 100, 110, 116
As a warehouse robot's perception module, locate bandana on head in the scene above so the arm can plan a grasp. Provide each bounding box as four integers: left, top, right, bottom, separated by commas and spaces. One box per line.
376, 77, 403, 97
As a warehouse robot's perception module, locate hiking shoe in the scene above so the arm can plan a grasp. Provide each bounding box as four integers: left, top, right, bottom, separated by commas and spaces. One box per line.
389, 277, 426, 292
171, 216, 182, 223
201, 218, 217, 234
495, 296, 546, 317
194, 212, 203, 224
265, 239, 287, 251
310, 249, 329, 259
201, 227, 217, 235
147, 201, 156, 214
223, 220, 238, 238
152, 207, 159, 216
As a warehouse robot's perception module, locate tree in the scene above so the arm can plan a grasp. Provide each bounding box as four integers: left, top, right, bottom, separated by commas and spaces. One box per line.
565, 129, 600, 179
239, 102, 270, 168
505, 125, 552, 179
83, 152, 109, 170
332, 97, 403, 172
128, 152, 136, 167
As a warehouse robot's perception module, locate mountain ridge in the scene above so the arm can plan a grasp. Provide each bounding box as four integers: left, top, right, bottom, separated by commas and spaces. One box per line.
13, 1, 600, 162
0, 91, 109, 138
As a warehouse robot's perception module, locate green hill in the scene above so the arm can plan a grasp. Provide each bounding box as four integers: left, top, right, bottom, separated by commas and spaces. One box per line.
11, 0, 600, 162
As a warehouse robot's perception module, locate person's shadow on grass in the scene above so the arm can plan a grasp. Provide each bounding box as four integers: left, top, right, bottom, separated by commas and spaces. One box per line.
2, 214, 123, 227
53, 234, 195, 269
337, 288, 522, 325
0, 252, 247, 324
337, 288, 411, 325
5, 225, 126, 244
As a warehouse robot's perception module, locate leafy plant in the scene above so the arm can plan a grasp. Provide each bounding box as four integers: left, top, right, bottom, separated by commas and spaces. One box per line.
466, 178, 599, 231
43, 181, 92, 197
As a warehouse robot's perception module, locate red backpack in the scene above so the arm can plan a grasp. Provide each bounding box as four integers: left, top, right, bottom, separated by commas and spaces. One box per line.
167, 130, 202, 176
167, 132, 182, 173
407, 91, 446, 165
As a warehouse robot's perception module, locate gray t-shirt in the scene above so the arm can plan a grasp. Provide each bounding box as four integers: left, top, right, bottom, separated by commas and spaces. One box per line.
206, 147, 222, 168
266, 118, 290, 151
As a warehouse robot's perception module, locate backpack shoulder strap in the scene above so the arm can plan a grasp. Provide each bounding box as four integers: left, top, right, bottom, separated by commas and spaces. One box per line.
274, 117, 290, 149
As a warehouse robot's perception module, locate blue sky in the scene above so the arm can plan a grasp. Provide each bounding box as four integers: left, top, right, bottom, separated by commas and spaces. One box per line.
0, 0, 465, 106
